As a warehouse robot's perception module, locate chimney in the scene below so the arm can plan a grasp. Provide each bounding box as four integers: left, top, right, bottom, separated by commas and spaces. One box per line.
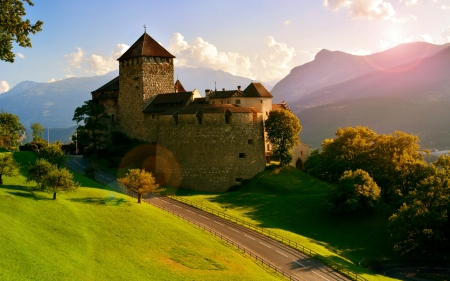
205, 89, 211, 102
237, 86, 241, 91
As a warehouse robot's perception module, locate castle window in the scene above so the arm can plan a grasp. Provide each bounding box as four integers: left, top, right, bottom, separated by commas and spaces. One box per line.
227, 100, 230, 104
239, 153, 246, 159
111, 114, 115, 122
220, 101, 223, 104
225, 110, 232, 124
248, 139, 254, 145
236, 99, 241, 104
156, 57, 160, 63
152, 114, 155, 119
211, 101, 215, 105
196, 111, 203, 125
173, 113, 179, 125
260, 100, 263, 103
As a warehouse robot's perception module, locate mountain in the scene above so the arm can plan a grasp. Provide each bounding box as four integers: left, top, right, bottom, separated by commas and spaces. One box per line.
174, 66, 264, 93
0, 80, 42, 99
271, 42, 450, 105
292, 45, 450, 110
23, 126, 78, 144
1, 67, 255, 129
0, 75, 115, 128
298, 97, 450, 150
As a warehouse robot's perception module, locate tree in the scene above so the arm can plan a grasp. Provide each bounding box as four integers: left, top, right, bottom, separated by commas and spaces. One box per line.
0, 0, 43, 62
388, 166, 450, 256
327, 169, 381, 214
118, 169, 160, 203
265, 109, 302, 166
0, 110, 25, 149
73, 101, 110, 153
27, 158, 53, 186
0, 153, 20, 185
30, 122, 44, 140
39, 167, 80, 200
38, 142, 67, 167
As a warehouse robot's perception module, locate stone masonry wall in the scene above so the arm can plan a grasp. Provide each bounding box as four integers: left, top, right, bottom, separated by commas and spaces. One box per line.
118, 57, 174, 141
155, 112, 266, 191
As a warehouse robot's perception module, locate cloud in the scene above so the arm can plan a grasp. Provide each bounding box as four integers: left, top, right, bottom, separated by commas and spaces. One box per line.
48, 78, 56, 83
324, 0, 396, 20
391, 14, 417, 23
86, 44, 129, 75
442, 5, 450, 10
168, 32, 313, 83
65, 47, 85, 69
0, 81, 10, 94
17, 53, 25, 59
347, 49, 373, 55
400, 0, 418, 5
66, 74, 75, 78
284, 20, 291, 26
442, 26, 450, 42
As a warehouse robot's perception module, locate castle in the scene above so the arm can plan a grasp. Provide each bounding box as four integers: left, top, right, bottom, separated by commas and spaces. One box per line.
91, 32, 310, 192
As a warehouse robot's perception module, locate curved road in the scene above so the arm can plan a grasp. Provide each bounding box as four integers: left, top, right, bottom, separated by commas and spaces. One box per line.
66, 157, 350, 281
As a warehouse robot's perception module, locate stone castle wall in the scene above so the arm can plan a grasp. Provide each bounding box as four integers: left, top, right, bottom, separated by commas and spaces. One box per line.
155, 112, 266, 191
118, 57, 174, 141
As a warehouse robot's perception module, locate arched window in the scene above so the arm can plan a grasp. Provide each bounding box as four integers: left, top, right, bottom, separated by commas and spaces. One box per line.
196, 111, 203, 125
225, 110, 232, 124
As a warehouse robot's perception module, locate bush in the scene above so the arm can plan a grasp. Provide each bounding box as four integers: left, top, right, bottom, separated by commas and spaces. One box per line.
327, 169, 381, 214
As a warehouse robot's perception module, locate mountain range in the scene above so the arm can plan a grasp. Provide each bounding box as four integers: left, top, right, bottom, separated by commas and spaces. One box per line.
0, 67, 255, 130
278, 43, 450, 150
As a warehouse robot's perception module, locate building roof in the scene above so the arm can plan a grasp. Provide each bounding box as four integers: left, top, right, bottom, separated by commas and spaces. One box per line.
143, 92, 193, 114
118, 33, 175, 60
174, 79, 186, 92
272, 101, 292, 112
243, 82, 273, 98
210, 90, 243, 99
91, 76, 119, 94
160, 104, 259, 116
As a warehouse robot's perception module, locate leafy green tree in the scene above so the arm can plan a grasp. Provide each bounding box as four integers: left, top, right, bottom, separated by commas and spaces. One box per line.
265, 109, 302, 166
73, 101, 110, 153
38, 142, 67, 167
0, 0, 43, 62
0, 153, 20, 185
388, 166, 450, 256
118, 169, 160, 203
39, 167, 79, 200
30, 122, 44, 140
27, 158, 54, 186
0, 110, 25, 149
327, 169, 381, 214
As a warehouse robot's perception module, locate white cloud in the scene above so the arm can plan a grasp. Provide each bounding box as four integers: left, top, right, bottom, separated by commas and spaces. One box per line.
284, 20, 291, 26
442, 26, 450, 42
86, 43, 129, 75
391, 14, 417, 23
0, 81, 10, 94
17, 53, 25, 59
48, 78, 56, 83
167, 33, 313, 83
324, 0, 396, 20
65, 47, 85, 69
442, 5, 450, 10
66, 74, 75, 78
400, 0, 419, 5
347, 49, 373, 55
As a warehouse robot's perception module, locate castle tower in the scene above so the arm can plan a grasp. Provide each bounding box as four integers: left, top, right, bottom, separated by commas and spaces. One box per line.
117, 32, 175, 140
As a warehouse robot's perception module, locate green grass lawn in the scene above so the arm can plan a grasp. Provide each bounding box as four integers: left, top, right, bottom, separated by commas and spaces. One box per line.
0, 151, 283, 281
166, 165, 399, 281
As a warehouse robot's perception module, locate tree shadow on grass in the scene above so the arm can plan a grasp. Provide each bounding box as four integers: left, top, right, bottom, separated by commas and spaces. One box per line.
68, 196, 129, 206
7, 191, 53, 201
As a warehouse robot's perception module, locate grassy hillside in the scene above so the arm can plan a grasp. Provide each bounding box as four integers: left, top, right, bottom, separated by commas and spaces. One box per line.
0, 151, 282, 281
167, 165, 398, 281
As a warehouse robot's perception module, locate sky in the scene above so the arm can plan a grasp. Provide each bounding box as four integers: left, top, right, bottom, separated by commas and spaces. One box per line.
1, 0, 449, 94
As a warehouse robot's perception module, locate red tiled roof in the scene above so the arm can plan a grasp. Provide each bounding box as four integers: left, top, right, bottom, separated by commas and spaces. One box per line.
118, 33, 175, 60
174, 79, 186, 92
244, 82, 273, 98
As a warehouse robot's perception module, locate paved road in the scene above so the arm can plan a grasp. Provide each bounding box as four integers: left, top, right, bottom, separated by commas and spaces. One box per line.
66, 157, 350, 281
